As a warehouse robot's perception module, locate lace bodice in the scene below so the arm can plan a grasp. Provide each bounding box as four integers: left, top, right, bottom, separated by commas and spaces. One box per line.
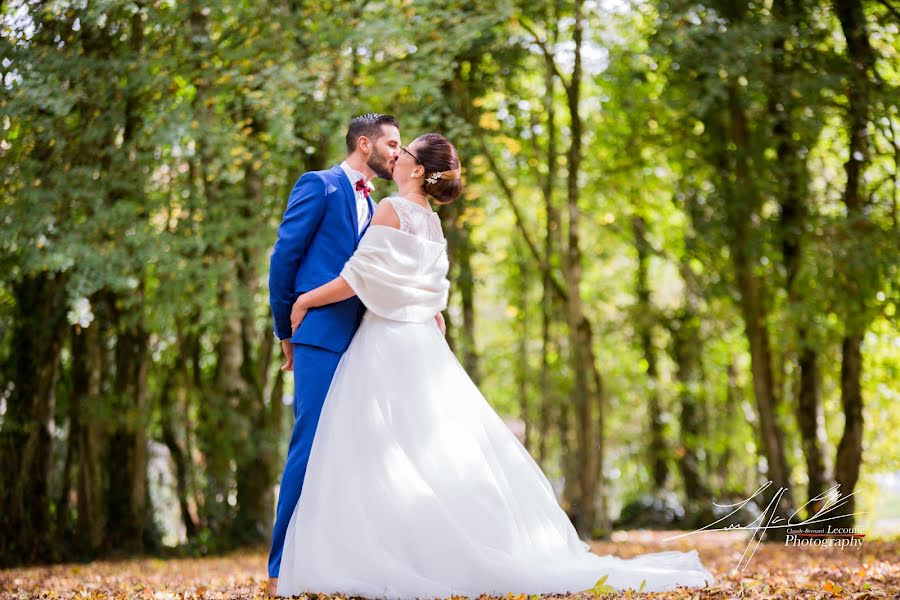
382, 196, 445, 243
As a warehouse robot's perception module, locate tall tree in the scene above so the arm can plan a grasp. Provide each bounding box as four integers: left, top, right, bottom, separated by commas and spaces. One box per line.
832, 0, 875, 527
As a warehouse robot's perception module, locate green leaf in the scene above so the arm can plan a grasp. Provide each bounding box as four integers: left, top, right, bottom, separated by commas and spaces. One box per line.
589, 574, 616, 595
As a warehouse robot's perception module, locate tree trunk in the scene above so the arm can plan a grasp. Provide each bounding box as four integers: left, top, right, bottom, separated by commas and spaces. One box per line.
561, 0, 598, 537
632, 215, 668, 490
732, 232, 792, 505
482, 3, 608, 532
725, 82, 793, 516
71, 321, 106, 554
590, 328, 609, 535
537, 280, 556, 466
159, 371, 198, 539
102, 4, 153, 554
832, 0, 874, 529
670, 311, 711, 505
514, 242, 533, 452
796, 347, 827, 508
57, 395, 76, 538
770, 0, 827, 511
199, 306, 243, 540
0, 272, 68, 565
557, 379, 576, 513
434, 68, 480, 379
174, 324, 205, 530
105, 322, 151, 553
716, 359, 742, 492
232, 131, 281, 544
537, 25, 561, 466
834, 335, 864, 526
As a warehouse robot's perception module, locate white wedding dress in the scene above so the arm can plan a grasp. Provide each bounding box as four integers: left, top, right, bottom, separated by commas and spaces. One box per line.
277, 196, 713, 598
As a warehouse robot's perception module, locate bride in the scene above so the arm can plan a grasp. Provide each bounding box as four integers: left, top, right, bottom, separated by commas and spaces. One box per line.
276, 133, 713, 598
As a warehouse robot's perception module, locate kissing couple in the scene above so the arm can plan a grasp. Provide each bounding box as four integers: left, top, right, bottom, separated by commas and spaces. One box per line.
266, 113, 713, 598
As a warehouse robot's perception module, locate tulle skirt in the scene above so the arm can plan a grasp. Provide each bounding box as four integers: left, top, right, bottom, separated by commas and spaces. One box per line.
278, 312, 713, 598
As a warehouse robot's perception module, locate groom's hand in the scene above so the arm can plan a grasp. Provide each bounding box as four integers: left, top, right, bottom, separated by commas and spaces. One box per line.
434, 312, 446, 336
280, 339, 294, 371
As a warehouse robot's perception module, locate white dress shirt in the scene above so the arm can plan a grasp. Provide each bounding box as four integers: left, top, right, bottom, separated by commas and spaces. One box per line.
340, 161, 373, 235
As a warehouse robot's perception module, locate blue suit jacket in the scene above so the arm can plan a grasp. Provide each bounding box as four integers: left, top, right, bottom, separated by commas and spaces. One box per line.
269, 164, 375, 352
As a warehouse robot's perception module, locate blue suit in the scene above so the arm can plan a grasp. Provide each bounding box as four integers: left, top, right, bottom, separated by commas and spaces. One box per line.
268, 164, 374, 577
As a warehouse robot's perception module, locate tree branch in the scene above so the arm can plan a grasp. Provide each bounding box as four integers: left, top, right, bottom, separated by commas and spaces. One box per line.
518, 17, 573, 96
476, 132, 570, 302
874, 0, 900, 23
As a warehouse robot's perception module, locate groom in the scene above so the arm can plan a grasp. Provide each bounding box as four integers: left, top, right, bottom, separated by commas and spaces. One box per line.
267, 113, 401, 594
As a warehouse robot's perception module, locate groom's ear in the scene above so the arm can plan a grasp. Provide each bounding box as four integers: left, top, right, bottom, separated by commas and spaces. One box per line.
356, 135, 372, 155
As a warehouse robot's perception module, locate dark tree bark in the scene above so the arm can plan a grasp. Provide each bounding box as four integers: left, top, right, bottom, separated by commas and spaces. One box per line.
715, 359, 743, 491
560, 0, 601, 537
485, 2, 612, 534
835, 335, 864, 526
832, 0, 875, 529
796, 347, 827, 508
769, 0, 827, 511
232, 151, 280, 545
437, 67, 481, 381
159, 371, 198, 540
57, 393, 76, 539
71, 303, 107, 554
632, 216, 668, 490
103, 5, 155, 554
0, 272, 69, 566
724, 81, 794, 516
514, 241, 533, 453
105, 322, 151, 553
537, 28, 561, 466
670, 310, 711, 504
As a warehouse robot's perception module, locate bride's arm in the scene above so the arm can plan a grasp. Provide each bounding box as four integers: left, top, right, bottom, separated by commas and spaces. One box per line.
291, 200, 401, 332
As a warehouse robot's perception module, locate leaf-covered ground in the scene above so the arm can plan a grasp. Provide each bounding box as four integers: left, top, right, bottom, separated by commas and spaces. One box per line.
1, 531, 897, 599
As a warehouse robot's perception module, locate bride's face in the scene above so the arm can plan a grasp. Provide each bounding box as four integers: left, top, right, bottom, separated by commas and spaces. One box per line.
395, 141, 425, 186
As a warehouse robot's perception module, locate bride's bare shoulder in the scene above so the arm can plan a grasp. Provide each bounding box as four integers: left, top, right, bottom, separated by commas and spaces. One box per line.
371, 197, 401, 229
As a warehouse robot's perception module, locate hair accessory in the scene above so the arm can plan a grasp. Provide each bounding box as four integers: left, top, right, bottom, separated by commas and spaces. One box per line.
425, 168, 461, 185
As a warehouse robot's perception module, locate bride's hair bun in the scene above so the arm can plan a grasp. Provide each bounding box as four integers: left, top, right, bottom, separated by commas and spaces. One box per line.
414, 133, 463, 205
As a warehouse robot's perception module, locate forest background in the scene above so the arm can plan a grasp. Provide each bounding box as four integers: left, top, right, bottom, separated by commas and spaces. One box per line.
1, 0, 898, 568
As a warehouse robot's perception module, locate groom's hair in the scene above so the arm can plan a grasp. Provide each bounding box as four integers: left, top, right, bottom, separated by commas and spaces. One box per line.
346, 113, 399, 154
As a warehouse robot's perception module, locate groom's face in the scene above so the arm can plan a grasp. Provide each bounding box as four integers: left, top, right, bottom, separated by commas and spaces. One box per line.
366, 125, 401, 180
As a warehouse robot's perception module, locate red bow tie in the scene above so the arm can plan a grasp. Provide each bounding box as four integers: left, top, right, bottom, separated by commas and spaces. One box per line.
355, 178, 371, 193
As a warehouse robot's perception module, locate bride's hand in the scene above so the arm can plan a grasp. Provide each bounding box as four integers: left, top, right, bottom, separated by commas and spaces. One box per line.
434, 312, 446, 336
291, 295, 309, 334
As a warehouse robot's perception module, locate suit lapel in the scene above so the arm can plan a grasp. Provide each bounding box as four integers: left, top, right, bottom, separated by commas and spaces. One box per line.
331, 164, 359, 244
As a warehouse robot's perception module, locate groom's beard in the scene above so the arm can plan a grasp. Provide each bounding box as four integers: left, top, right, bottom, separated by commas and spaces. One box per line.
367, 151, 394, 180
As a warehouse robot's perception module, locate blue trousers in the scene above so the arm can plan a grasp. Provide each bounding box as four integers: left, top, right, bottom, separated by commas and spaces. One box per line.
268, 343, 343, 578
